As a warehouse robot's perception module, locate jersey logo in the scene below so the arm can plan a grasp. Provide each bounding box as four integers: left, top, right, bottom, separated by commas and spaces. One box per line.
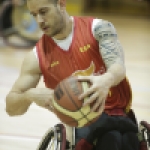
50, 61, 59, 68
72, 61, 95, 76
79, 44, 91, 52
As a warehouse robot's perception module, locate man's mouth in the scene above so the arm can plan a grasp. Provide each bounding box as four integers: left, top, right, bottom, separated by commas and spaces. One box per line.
42, 26, 49, 31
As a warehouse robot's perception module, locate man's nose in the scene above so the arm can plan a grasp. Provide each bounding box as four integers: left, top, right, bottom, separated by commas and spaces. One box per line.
36, 14, 44, 23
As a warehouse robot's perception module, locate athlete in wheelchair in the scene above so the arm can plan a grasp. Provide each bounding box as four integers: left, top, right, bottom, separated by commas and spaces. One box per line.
4, 0, 149, 150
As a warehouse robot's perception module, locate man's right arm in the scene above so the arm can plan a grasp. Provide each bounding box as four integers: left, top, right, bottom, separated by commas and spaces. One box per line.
5, 50, 54, 116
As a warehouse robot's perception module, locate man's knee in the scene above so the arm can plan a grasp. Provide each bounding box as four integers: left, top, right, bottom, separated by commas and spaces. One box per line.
95, 130, 122, 150
122, 132, 139, 150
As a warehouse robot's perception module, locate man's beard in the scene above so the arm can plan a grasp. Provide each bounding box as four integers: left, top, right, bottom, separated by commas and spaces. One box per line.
49, 17, 65, 37
49, 26, 64, 37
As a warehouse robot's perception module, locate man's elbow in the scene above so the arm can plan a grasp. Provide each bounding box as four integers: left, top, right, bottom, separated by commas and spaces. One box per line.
119, 64, 126, 80
5, 102, 19, 116
5, 95, 25, 116
5, 106, 26, 116
6, 107, 17, 116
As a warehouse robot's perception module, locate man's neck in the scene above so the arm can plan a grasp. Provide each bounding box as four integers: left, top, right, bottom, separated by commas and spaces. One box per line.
52, 12, 73, 40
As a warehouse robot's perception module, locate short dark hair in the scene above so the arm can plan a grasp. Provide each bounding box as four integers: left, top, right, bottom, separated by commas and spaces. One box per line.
50, 0, 58, 4
26, 0, 58, 4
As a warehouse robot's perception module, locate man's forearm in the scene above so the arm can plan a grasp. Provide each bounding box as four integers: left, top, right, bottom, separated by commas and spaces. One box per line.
104, 63, 126, 88
6, 87, 53, 116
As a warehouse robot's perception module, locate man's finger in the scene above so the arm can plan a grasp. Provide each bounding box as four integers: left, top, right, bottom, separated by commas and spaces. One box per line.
83, 92, 98, 105
77, 75, 91, 82
79, 87, 94, 100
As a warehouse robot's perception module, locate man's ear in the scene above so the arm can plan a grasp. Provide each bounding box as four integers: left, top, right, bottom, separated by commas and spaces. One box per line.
58, 0, 66, 7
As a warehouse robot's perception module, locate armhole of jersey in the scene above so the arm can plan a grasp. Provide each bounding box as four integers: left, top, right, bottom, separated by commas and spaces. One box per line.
92, 19, 102, 39
33, 46, 39, 63
35, 43, 45, 79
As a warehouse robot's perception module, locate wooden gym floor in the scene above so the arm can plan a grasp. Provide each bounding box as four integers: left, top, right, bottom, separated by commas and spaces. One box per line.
0, 14, 150, 150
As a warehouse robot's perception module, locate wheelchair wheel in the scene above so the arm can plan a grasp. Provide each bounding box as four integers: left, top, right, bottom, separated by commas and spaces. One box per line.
37, 124, 68, 150
0, 0, 12, 31
0, 0, 41, 49
12, 4, 42, 42
138, 121, 150, 150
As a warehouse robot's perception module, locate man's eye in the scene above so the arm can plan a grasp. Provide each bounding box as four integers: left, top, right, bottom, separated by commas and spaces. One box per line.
32, 14, 37, 17
40, 10, 47, 15
41, 11, 45, 14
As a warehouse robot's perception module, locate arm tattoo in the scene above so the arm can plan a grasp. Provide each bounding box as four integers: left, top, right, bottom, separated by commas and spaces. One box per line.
93, 20, 125, 69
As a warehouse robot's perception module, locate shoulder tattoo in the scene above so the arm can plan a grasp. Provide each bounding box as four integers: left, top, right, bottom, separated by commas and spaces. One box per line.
93, 20, 125, 68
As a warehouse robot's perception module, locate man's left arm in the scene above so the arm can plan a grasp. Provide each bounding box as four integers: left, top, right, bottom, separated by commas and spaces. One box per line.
78, 20, 126, 113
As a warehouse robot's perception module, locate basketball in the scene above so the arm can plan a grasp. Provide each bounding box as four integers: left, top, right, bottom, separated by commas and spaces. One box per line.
52, 76, 100, 128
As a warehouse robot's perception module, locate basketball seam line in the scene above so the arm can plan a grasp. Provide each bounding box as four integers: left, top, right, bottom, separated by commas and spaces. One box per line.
62, 80, 92, 124
66, 110, 91, 123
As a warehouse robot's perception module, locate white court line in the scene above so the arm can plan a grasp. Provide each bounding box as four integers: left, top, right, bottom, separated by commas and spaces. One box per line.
0, 134, 41, 141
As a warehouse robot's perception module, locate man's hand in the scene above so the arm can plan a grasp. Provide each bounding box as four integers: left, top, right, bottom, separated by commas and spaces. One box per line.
77, 73, 114, 114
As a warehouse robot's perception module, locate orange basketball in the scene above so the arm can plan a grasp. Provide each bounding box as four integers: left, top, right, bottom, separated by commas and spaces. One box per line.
52, 76, 100, 128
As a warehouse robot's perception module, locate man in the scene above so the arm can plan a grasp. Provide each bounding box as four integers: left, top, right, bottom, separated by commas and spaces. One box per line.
5, 0, 139, 149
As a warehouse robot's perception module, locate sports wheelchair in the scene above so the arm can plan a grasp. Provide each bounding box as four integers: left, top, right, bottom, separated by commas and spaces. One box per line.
37, 110, 150, 150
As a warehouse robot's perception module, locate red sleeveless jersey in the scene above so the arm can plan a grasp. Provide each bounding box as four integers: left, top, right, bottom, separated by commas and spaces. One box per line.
36, 16, 132, 115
